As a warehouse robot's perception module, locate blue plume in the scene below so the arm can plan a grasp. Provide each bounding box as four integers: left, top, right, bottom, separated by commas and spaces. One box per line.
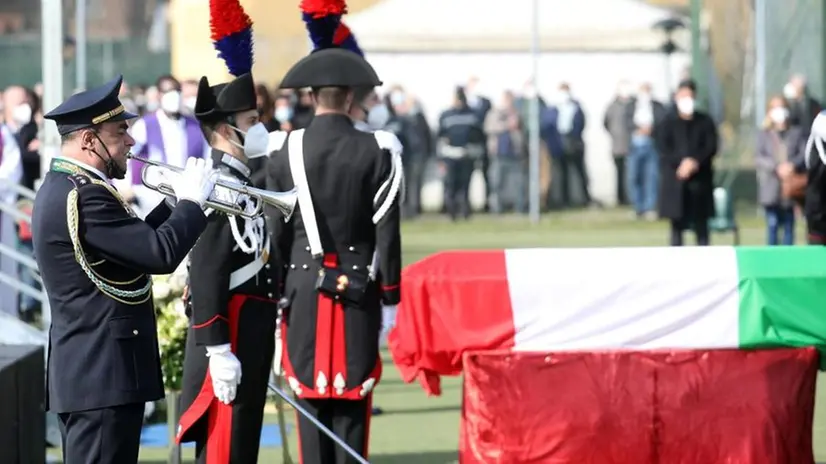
302, 12, 341, 50
213, 27, 254, 77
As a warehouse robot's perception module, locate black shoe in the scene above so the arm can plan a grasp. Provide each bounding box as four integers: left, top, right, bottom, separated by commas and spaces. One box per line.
371, 406, 383, 416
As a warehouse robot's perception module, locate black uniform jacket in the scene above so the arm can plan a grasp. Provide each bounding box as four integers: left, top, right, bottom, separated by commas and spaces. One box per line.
32, 158, 207, 413
265, 113, 402, 399
188, 150, 279, 346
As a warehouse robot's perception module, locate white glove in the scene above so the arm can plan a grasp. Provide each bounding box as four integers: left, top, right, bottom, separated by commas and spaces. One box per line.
381, 304, 398, 332
170, 157, 217, 208
205, 344, 242, 404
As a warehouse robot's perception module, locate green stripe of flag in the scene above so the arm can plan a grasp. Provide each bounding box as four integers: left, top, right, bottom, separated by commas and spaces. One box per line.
737, 246, 826, 367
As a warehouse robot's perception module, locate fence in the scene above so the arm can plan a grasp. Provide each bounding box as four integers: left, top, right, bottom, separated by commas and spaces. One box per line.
0, 35, 171, 90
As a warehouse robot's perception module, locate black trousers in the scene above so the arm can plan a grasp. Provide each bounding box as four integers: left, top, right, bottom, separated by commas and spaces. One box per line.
613, 154, 628, 205
670, 217, 710, 246
178, 296, 277, 464
58, 402, 144, 464
547, 150, 592, 209
295, 397, 372, 464
443, 158, 475, 220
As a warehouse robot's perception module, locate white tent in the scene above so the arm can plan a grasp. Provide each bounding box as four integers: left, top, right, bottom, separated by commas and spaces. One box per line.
347, 0, 690, 207
347, 0, 687, 53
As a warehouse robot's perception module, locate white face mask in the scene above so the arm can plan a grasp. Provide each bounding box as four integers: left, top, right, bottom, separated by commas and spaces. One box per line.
769, 107, 789, 125
676, 97, 695, 116
367, 104, 390, 129
274, 106, 292, 123
160, 91, 181, 114
783, 83, 798, 100
183, 96, 197, 113
12, 103, 32, 125
230, 122, 269, 159
390, 91, 405, 107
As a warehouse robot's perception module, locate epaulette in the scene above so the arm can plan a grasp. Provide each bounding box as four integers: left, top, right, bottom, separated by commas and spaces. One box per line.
67, 173, 93, 189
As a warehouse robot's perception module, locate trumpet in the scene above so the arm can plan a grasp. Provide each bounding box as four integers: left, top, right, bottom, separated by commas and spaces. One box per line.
127, 154, 297, 221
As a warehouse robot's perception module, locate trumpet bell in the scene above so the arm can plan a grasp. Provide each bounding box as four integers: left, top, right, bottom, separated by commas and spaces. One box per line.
251, 186, 298, 222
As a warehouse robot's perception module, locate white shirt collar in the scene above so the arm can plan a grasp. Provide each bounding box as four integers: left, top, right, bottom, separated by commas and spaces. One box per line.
156, 109, 185, 127
54, 156, 110, 183
221, 153, 251, 178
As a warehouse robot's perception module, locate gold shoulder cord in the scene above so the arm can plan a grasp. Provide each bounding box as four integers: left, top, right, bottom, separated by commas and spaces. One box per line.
65, 175, 153, 305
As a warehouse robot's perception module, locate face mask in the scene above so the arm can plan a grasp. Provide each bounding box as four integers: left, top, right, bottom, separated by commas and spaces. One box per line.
783, 83, 797, 100
145, 100, 159, 112
769, 107, 789, 125
183, 96, 197, 113
274, 106, 293, 123
12, 104, 32, 125
390, 91, 405, 107
229, 122, 269, 159
90, 132, 126, 179
676, 97, 695, 115
367, 104, 390, 129
160, 91, 181, 114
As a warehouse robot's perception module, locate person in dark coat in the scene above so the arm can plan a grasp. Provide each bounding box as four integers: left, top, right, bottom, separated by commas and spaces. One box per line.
176, 73, 282, 464
437, 87, 486, 220
32, 75, 216, 464
655, 80, 719, 246
803, 110, 826, 245
265, 20, 403, 463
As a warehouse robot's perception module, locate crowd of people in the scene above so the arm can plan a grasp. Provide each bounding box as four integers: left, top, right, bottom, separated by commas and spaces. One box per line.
2, 71, 826, 325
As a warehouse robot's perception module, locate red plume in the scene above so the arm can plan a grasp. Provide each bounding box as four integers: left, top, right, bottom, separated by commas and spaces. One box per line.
209, 0, 253, 41
300, 0, 348, 19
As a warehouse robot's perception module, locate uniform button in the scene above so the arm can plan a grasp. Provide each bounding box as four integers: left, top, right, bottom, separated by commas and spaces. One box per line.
302, 264, 309, 270
290, 264, 296, 269
132, 329, 139, 335
305, 246, 310, 252
265, 264, 271, 269
267, 278, 272, 284
352, 265, 359, 270
348, 246, 355, 252
268, 293, 273, 298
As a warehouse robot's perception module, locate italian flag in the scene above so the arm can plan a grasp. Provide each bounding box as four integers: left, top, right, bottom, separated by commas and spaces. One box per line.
389, 246, 826, 395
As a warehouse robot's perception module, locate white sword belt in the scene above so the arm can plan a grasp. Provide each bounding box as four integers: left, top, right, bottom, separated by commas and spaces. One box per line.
228, 247, 271, 291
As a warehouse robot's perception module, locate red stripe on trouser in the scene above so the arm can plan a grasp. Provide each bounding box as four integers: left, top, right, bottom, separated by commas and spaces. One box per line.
176, 294, 246, 464
313, 254, 338, 395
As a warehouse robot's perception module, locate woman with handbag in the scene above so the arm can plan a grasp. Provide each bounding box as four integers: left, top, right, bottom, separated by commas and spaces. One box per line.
755, 96, 807, 245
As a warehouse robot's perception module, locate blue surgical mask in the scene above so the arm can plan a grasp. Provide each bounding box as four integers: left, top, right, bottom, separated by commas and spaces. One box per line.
274, 106, 293, 123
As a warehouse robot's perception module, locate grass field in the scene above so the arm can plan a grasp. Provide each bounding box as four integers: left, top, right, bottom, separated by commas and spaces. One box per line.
52, 208, 826, 462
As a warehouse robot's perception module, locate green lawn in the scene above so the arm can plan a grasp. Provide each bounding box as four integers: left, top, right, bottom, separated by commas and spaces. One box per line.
53, 208, 826, 462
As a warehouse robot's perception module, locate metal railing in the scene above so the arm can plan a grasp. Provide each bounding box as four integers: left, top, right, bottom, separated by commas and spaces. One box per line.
0, 180, 50, 332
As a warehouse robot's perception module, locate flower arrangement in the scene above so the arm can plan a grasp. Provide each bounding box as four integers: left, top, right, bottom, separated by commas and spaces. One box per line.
153, 261, 190, 392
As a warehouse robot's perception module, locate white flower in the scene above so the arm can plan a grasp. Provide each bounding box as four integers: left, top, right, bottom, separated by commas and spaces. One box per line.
154, 282, 171, 301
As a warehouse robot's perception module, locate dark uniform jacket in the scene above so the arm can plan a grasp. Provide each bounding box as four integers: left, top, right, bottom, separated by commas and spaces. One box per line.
655, 111, 719, 221
32, 157, 207, 413
266, 113, 402, 399
177, 151, 278, 448
805, 144, 826, 239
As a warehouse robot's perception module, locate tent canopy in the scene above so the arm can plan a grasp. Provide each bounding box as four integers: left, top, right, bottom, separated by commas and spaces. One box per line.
346, 0, 687, 53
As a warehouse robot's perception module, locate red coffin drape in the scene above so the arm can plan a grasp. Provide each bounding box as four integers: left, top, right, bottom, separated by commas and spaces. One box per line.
460, 348, 818, 464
